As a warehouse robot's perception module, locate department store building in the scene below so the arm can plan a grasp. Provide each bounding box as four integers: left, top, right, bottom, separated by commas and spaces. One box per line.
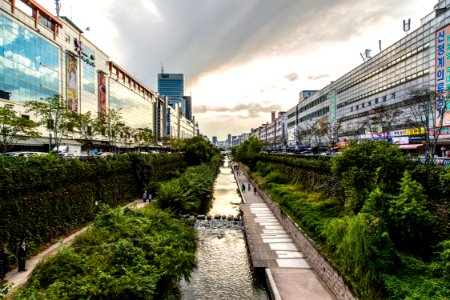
286, 0, 450, 154
0, 0, 197, 151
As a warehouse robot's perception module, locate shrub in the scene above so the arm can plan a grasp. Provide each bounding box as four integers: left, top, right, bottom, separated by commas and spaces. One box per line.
13, 206, 196, 299
388, 171, 435, 254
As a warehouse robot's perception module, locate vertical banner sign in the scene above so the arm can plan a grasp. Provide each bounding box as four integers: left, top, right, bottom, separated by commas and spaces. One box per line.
66, 54, 78, 112
330, 90, 336, 125
436, 26, 450, 126
98, 73, 107, 121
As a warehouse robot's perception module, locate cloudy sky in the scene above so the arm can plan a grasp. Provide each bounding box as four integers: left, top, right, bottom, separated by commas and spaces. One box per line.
39, 0, 432, 139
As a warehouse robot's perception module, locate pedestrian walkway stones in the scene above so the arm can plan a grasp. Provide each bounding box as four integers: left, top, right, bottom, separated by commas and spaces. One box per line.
234, 164, 336, 299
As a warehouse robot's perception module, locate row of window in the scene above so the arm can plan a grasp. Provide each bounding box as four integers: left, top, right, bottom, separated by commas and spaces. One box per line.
299, 93, 328, 113
337, 69, 429, 108
109, 80, 154, 129
336, 42, 430, 95
349, 93, 396, 112
338, 96, 412, 123
300, 106, 330, 122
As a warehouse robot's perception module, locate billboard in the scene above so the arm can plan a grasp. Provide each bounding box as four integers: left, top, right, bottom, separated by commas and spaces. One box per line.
98, 72, 107, 120
66, 54, 78, 112
435, 26, 450, 126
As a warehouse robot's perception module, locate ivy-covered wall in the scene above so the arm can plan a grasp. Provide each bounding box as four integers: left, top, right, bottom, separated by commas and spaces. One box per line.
0, 153, 186, 253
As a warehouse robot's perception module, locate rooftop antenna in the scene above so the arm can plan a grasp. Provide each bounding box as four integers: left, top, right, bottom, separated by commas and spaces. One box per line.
403, 18, 411, 35
55, 0, 61, 16
161, 62, 164, 74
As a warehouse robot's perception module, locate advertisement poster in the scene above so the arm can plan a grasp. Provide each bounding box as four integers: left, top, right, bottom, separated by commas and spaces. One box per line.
66, 54, 78, 112
98, 73, 107, 120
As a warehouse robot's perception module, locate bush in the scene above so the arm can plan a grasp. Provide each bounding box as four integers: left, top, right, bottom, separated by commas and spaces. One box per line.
388, 171, 435, 254
13, 206, 197, 299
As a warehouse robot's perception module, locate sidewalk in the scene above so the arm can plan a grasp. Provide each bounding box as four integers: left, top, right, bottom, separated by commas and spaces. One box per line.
232, 162, 335, 300
4, 199, 148, 295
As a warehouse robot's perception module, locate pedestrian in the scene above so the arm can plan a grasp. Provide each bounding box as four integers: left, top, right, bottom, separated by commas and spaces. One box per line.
254, 185, 257, 195
148, 193, 153, 202
142, 191, 148, 203
241, 183, 246, 192
18, 241, 26, 272
0, 244, 7, 279
248, 183, 251, 191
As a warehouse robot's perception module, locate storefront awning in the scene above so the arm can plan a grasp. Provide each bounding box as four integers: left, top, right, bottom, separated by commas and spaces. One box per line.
398, 144, 423, 150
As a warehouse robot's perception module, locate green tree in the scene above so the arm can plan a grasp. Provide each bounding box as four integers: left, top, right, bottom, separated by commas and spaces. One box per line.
26, 94, 72, 152
332, 140, 408, 214
181, 136, 218, 165
388, 170, 435, 252
97, 108, 125, 153
67, 111, 102, 155
235, 137, 262, 160
136, 127, 156, 152
0, 104, 40, 153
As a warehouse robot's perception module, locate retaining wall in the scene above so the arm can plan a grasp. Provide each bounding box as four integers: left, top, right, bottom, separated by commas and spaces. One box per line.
241, 169, 357, 300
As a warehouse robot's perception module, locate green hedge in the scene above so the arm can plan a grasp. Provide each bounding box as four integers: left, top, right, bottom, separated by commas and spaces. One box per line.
0, 153, 186, 255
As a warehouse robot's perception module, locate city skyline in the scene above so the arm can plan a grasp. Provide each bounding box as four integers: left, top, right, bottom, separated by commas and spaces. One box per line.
36, 0, 432, 140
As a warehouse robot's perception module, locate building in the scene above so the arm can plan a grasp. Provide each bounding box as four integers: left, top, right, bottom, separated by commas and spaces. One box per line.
0, 0, 198, 152
277, 0, 450, 155
183, 95, 192, 121
158, 73, 185, 116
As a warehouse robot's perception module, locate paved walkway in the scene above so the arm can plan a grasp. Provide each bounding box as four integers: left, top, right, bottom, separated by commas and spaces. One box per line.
233, 163, 335, 300
4, 199, 149, 295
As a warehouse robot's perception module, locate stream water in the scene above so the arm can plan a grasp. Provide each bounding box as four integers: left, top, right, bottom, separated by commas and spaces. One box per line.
181, 157, 269, 299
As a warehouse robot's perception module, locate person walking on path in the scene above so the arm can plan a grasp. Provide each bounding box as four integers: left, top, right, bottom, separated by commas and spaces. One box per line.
17, 241, 26, 272
248, 183, 251, 191
241, 183, 246, 192
142, 191, 148, 203
254, 185, 257, 195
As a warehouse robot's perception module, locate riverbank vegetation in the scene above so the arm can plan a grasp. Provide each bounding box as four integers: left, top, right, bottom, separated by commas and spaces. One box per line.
0, 153, 186, 257
12, 205, 197, 300
234, 139, 450, 299
1, 137, 221, 298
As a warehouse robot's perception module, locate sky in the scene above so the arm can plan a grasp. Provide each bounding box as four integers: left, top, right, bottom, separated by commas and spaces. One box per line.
37, 0, 434, 140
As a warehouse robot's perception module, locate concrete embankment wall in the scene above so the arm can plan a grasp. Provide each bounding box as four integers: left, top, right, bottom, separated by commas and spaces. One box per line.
242, 172, 356, 300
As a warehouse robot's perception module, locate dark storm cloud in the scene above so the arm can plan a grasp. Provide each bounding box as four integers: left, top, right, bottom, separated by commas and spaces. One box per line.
308, 74, 330, 80
106, 0, 413, 90
285, 72, 299, 82
195, 102, 282, 118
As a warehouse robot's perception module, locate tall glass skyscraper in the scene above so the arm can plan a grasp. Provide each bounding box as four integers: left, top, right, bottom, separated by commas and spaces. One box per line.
157, 73, 185, 115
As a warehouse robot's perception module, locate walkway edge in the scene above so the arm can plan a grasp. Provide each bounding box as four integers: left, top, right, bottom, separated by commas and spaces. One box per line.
265, 268, 282, 300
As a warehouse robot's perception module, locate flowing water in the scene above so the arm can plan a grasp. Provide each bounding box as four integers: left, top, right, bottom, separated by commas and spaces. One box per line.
181, 158, 269, 300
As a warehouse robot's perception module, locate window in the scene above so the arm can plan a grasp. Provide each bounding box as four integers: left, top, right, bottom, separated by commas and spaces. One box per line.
362, 103, 365, 108
368, 100, 371, 106
356, 105, 359, 110
392, 92, 396, 99
383, 95, 387, 102
350, 106, 353, 112
375, 98, 379, 104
